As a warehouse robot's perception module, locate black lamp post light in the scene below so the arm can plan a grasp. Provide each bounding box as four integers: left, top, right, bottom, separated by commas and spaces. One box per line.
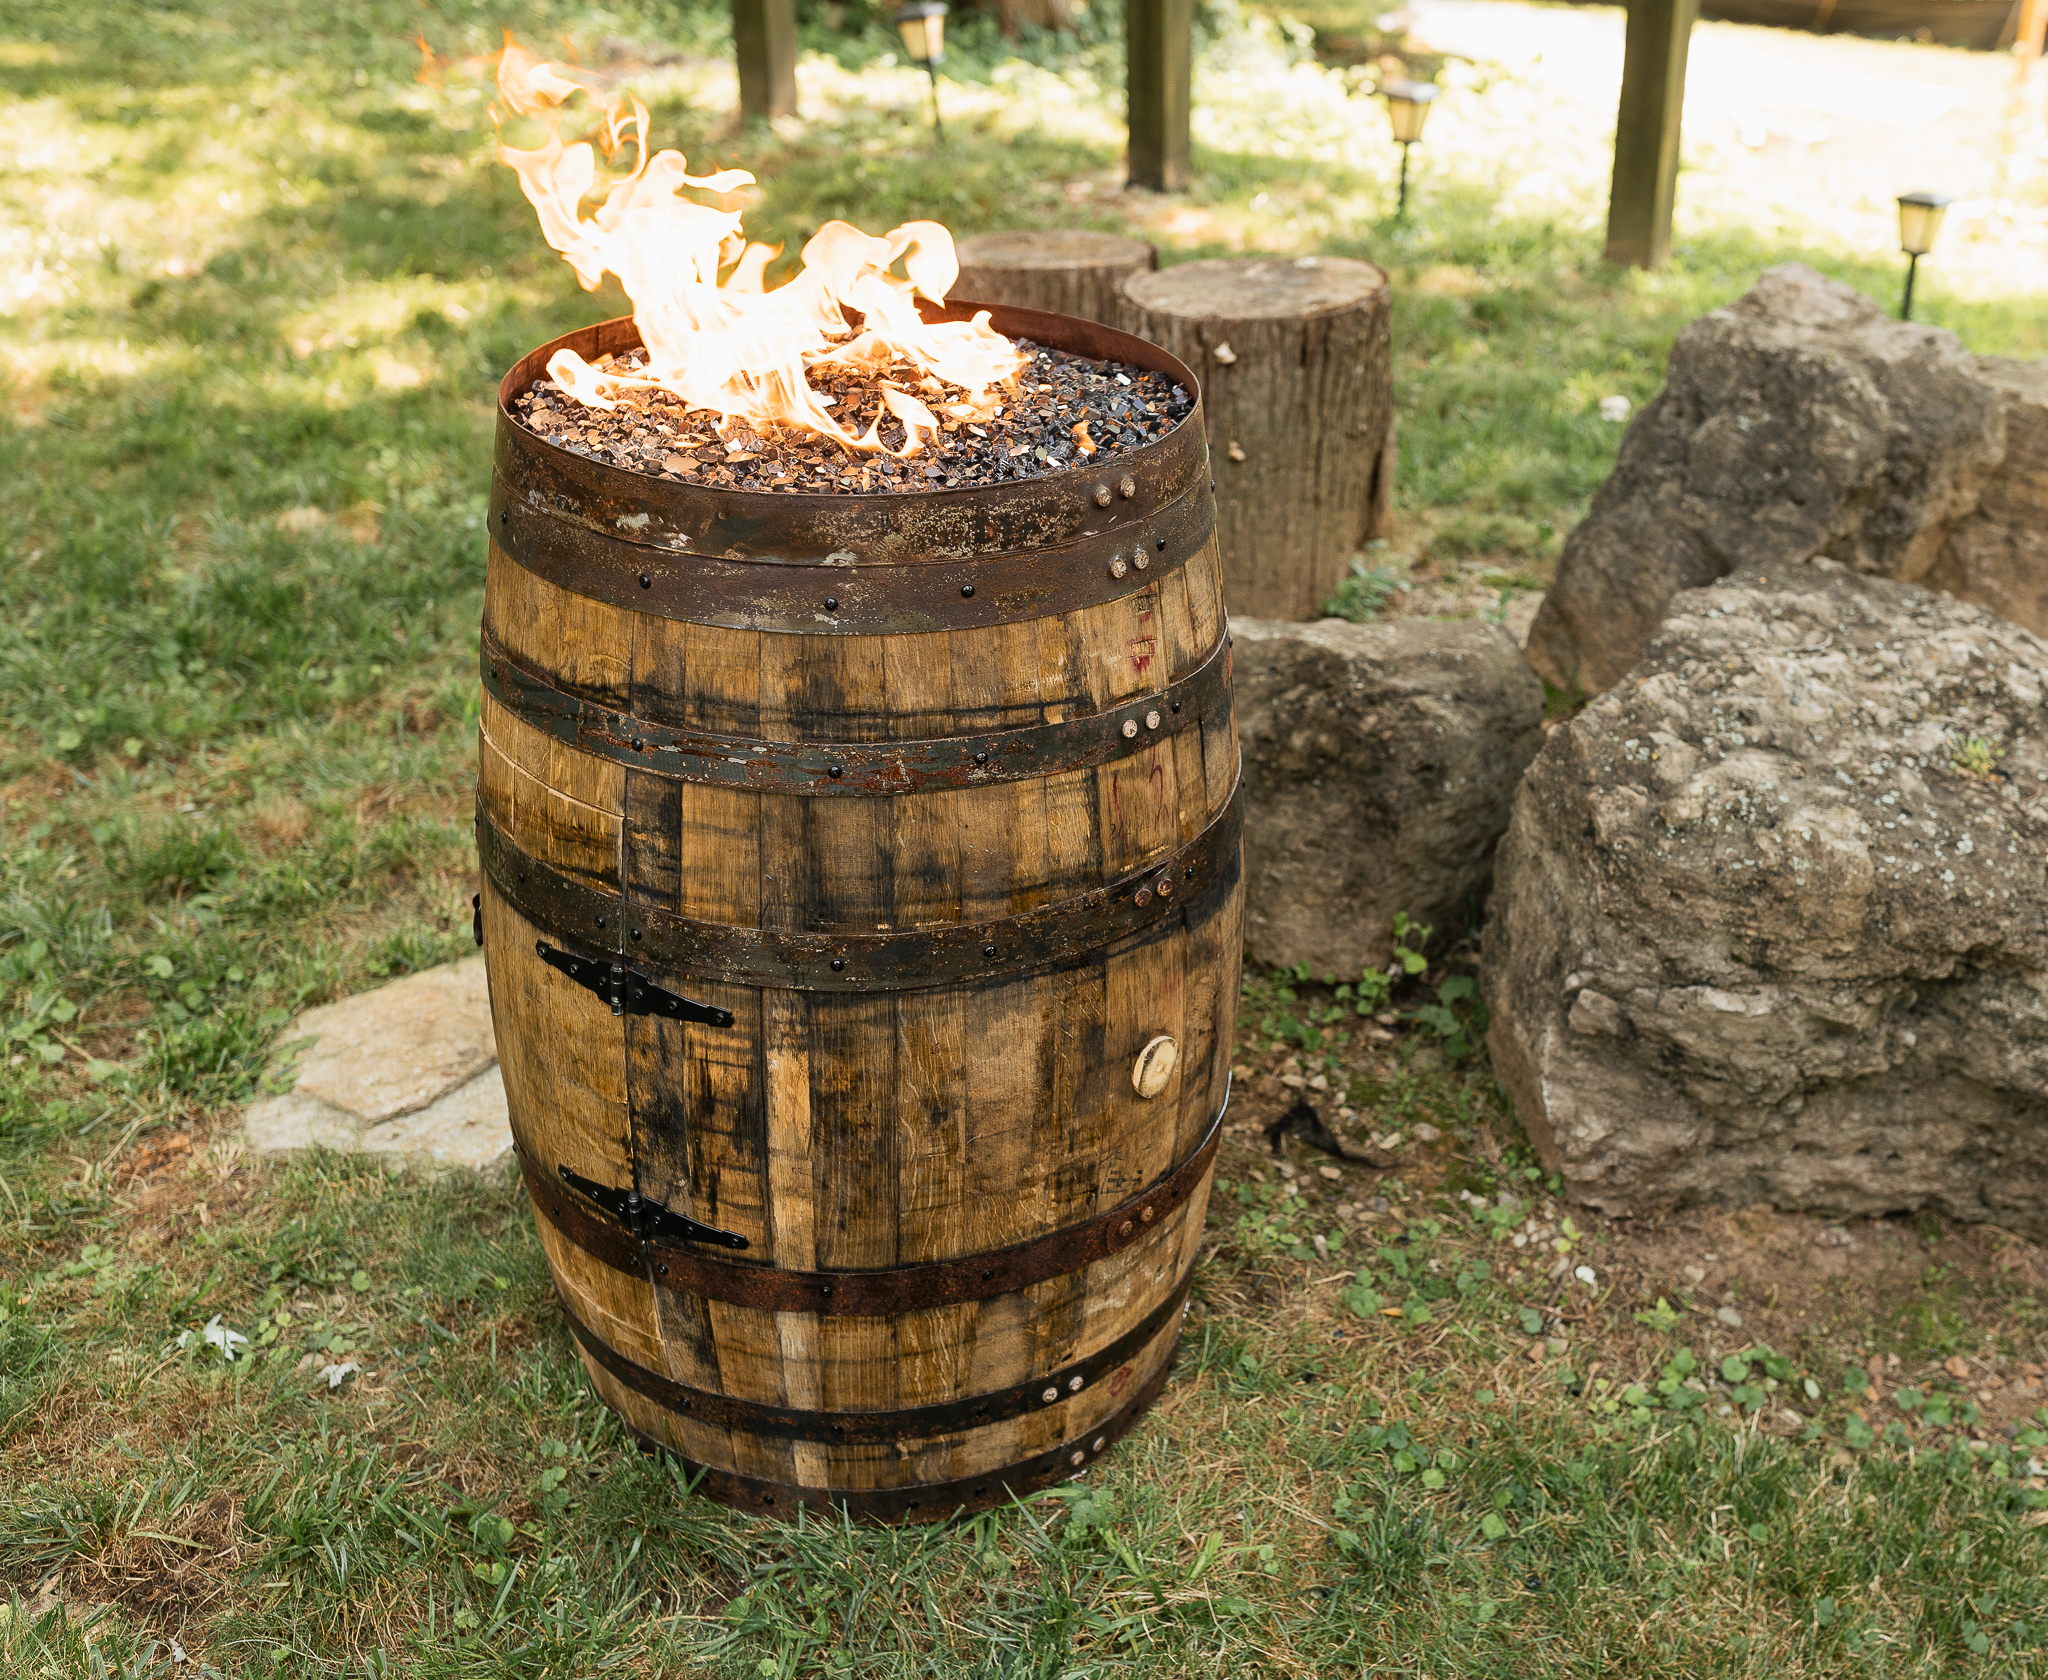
894, 2, 948, 144
1381, 79, 1438, 218
1895, 190, 1951, 322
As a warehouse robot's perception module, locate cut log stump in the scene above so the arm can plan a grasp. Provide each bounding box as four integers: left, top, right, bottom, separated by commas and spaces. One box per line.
1119, 256, 1393, 621
953, 230, 1159, 328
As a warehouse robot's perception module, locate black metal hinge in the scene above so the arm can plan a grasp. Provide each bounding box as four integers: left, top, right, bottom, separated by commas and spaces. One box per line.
534, 941, 734, 1026
558, 1163, 749, 1251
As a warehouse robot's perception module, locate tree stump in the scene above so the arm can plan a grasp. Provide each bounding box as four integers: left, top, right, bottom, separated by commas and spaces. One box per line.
1119, 257, 1394, 621
952, 230, 1158, 328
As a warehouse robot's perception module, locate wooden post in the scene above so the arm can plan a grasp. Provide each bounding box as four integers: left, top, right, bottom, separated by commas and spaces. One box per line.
1127, 0, 1192, 192
1604, 0, 1697, 270
2018, 0, 2048, 65
1120, 257, 1394, 620
733, 0, 798, 122
952, 230, 1157, 325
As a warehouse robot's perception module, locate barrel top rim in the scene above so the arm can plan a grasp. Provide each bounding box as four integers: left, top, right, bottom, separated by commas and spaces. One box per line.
494, 298, 1205, 522
1121, 255, 1390, 321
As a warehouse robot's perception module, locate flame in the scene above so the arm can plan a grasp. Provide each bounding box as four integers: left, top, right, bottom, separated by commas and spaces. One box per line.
491, 39, 1022, 457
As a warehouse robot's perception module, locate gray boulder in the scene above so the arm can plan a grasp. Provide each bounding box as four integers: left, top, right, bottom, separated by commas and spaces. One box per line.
1485, 564, 2048, 1236
1525, 264, 2005, 699
1235, 616, 1543, 975
1927, 357, 2048, 638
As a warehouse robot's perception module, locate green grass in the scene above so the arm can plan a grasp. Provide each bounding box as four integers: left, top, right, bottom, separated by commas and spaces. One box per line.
4, 1, 2047, 1673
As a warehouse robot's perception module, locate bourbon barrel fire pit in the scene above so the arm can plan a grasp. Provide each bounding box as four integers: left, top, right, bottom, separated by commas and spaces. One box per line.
476, 300, 1241, 1522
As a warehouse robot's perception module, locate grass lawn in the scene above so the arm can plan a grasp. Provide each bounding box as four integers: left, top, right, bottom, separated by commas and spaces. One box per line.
4, 1, 2048, 1674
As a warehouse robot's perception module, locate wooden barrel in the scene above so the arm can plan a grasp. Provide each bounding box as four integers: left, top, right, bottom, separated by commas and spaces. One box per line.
476, 303, 1242, 1522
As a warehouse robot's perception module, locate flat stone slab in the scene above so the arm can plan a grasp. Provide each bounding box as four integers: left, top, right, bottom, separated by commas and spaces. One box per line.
243, 955, 510, 1171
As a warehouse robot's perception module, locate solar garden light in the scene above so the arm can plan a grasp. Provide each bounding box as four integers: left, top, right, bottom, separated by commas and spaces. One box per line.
1895, 190, 1952, 321
1381, 80, 1438, 218
894, 3, 948, 145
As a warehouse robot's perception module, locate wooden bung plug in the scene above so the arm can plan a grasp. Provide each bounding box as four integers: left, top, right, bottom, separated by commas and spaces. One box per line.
1118, 256, 1395, 622
952, 230, 1159, 328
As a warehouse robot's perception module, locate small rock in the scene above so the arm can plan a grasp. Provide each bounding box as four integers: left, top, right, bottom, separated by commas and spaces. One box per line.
1279, 1072, 1306, 1090
1318, 1165, 1343, 1181
1379, 1131, 1404, 1151
1308, 1074, 1329, 1092
1226, 439, 1246, 462
1598, 394, 1632, 423
1412, 1122, 1442, 1143
1945, 1355, 1972, 1380
242, 956, 509, 1172
1368, 1196, 1390, 1213
1681, 1265, 1708, 1285
1717, 1306, 1744, 1328
1312, 1233, 1329, 1260
1233, 616, 1543, 974
1814, 1227, 1855, 1249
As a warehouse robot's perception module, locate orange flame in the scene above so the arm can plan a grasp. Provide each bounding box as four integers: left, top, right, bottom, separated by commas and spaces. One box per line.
491, 40, 1022, 456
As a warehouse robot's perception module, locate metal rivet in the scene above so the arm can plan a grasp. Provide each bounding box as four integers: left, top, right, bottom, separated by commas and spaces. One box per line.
1145, 709, 1161, 730
1094, 485, 1113, 508
639, 572, 651, 588
1109, 556, 1128, 580
983, 944, 997, 960
631, 927, 643, 940
1171, 699, 1182, 714
518, 872, 527, 883
981, 1268, 995, 1280
1156, 876, 1173, 898
824, 596, 838, 611
974, 750, 989, 766
499, 509, 509, 525
1134, 888, 1152, 907
1140, 1205, 1155, 1223
820, 1284, 832, 1297
832, 1424, 845, 1435
1093, 1436, 1106, 1452
1121, 719, 1139, 739
1156, 538, 1167, 551
632, 738, 644, 752
830, 958, 846, 972
1135, 552, 1150, 570
961, 583, 975, 598
1042, 1387, 1059, 1404
1118, 1220, 1135, 1237
1070, 1451, 1085, 1467
1119, 476, 1136, 499
1068, 1375, 1084, 1392
828, 764, 844, 780
596, 916, 606, 928
657, 1263, 668, 1275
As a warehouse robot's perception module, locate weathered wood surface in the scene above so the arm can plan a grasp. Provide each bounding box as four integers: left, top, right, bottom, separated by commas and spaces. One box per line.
953, 231, 1158, 329
1119, 257, 1393, 621
1126, 0, 1193, 192
479, 505, 1240, 1506
1604, 0, 1697, 270
732, 0, 799, 122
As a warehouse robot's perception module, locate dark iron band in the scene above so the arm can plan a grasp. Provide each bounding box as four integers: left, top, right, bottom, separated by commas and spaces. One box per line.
487, 470, 1214, 636
558, 1264, 1192, 1445
477, 780, 1243, 995
479, 628, 1231, 795
493, 303, 1208, 565
608, 1334, 1178, 1525
516, 1082, 1225, 1317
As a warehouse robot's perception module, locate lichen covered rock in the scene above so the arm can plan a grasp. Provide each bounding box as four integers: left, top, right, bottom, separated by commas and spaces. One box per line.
1525, 264, 2006, 698
1485, 564, 2048, 1235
